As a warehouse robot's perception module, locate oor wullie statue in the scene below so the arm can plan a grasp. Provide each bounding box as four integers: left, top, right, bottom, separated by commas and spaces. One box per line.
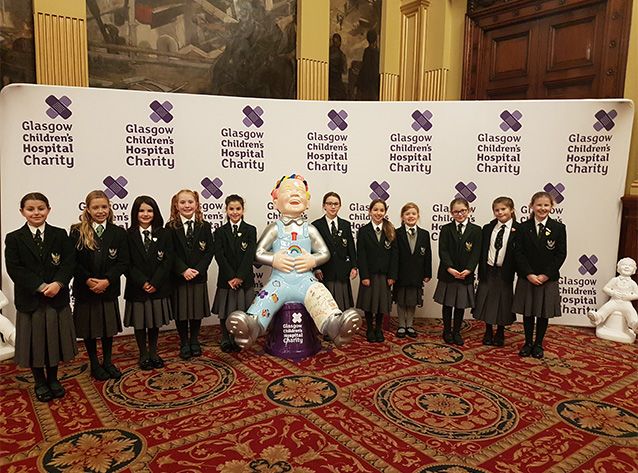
227, 174, 361, 348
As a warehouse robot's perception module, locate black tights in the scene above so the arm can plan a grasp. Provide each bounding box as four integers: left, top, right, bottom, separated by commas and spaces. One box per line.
442, 306, 465, 334
134, 328, 160, 360
365, 312, 384, 332
523, 316, 549, 346
84, 337, 114, 369
32, 366, 59, 387
176, 320, 202, 345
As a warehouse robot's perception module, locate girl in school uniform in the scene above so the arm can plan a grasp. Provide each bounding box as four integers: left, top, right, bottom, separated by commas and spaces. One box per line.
394, 202, 432, 339
212, 195, 256, 353
513, 191, 567, 359
5, 193, 78, 402
356, 199, 398, 343
433, 197, 481, 346
474, 196, 519, 346
71, 190, 129, 380
166, 190, 214, 360
311, 192, 357, 311
124, 196, 173, 370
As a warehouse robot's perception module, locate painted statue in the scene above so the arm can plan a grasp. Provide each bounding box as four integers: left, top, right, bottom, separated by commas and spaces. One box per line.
0, 290, 16, 361
587, 257, 638, 343
227, 174, 361, 348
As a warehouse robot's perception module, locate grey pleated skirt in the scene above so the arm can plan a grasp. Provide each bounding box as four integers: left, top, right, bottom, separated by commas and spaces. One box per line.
212, 286, 255, 319
171, 282, 211, 321
73, 299, 123, 339
512, 278, 561, 319
324, 280, 354, 311
394, 286, 423, 307
473, 267, 515, 325
433, 280, 475, 309
357, 273, 392, 314
15, 304, 78, 368
124, 298, 172, 329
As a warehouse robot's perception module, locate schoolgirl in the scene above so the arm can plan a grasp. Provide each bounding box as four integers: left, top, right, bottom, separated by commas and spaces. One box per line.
71, 190, 129, 380
513, 191, 567, 359
166, 190, 214, 359
5, 193, 77, 402
311, 192, 357, 311
212, 194, 256, 353
474, 196, 519, 346
394, 202, 431, 338
124, 196, 173, 370
433, 197, 481, 346
356, 199, 398, 343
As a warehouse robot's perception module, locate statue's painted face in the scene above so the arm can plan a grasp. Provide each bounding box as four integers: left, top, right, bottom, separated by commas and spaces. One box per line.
274, 178, 309, 216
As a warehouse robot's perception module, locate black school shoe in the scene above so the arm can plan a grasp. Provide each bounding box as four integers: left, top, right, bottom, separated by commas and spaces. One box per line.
103, 364, 122, 380
519, 344, 533, 357
375, 328, 385, 343
190, 343, 202, 357
91, 365, 111, 381
532, 345, 544, 359
452, 332, 464, 346
482, 332, 494, 345
48, 380, 66, 399
442, 332, 454, 344
150, 355, 164, 369
406, 327, 418, 339
35, 384, 53, 402
366, 329, 376, 343
139, 358, 153, 370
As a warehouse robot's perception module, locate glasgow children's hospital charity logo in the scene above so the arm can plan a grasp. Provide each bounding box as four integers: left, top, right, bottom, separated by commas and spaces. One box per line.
243, 106, 264, 128
149, 100, 173, 123
578, 254, 598, 275
369, 181, 390, 201
499, 110, 522, 132
455, 181, 477, 202
327, 109, 348, 131
103, 176, 128, 199
543, 182, 565, 204
411, 110, 433, 132
201, 177, 223, 199
45, 95, 72, 119
593, 109, 617, 131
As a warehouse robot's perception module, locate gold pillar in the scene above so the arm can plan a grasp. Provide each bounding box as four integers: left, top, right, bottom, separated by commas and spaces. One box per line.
399, 0, 430, 101
32, 0, 88, 87
380, 0, 402, 101
297, 0, 329, 100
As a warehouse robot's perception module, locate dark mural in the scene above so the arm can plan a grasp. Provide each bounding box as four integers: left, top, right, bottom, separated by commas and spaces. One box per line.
0, 0, 297, 99
330, 0, 381, 101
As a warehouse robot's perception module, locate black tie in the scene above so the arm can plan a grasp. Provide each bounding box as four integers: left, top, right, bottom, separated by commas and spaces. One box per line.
34, 228, 43, 255
409, 228, 416, 238
494, 225, 505, 265
331, 221, 338, 239
186, 221, 194, 248
538, 223, 544, 239
143, 230, 152, 253
457, 223, 463, 239
232, 224, 238, 238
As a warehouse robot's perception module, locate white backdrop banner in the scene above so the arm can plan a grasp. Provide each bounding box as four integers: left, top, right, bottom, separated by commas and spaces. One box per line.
1, 84, 634, 329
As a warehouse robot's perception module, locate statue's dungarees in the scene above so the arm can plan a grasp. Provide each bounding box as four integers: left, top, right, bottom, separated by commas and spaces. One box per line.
248, 221, 340, 332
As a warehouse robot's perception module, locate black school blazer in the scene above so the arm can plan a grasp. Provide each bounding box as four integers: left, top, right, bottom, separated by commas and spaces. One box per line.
5, 223, 75, 312
356, 222, 398, 281
311, 216, 357, 282
213, 220, 257, 289
514, 217, 567, 281
395, 225, 432, 287
477, 219, 520, 283
124, 227, 174, 302
71, 222, 129, 301
167, 220, 214, 285
436, 221, 482, 285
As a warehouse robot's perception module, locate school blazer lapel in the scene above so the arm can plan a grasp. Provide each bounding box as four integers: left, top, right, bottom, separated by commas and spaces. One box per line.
132, 231, 148, 261
321, 219, 338, 252
98, 224, 117, 267
41, 225, 57, 262
19, 224, 42, 260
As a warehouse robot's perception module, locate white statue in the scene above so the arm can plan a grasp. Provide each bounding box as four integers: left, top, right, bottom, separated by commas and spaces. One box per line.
0, 290, 17, 361
587, 257, 638, 344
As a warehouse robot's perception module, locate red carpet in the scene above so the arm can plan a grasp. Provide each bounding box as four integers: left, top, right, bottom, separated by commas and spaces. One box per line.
1, 319, 637, 472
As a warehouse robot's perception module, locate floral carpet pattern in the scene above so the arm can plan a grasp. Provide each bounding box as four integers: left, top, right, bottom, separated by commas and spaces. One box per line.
1, 319, 637, 472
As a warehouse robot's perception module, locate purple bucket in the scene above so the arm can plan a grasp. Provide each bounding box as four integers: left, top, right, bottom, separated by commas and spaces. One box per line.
265, 303, 322, 360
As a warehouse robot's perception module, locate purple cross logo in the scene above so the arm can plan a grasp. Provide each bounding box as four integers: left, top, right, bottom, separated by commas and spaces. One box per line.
543, 183, 565, 204
411, 110, 433, 131
103, 176, 128, 199
201, 177, 223, 199
578, 254, 598, 275
455, 181, 477, 202
45, 95, 72, 119
593, 109, 617, 131
327, 109, 348, 131
149, 100, 173, 123
243, 105, 264, 128
499, 110, 522, 132
369, 181, 390, 201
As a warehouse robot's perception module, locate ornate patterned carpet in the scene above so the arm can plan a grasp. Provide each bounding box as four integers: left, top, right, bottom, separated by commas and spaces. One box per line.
1, 319, 637, 473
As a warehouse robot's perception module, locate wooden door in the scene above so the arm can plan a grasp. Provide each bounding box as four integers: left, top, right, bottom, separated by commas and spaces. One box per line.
463, 0, 632, 100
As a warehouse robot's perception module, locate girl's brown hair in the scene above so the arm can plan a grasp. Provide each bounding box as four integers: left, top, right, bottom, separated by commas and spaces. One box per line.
449, 197, 470, 211
167, 190, 204, 228
369, 198, 395, 242
529, 191, 555, 207
71, 190, 113, 250
400, 202, 420, 223
492, 196, 516, 220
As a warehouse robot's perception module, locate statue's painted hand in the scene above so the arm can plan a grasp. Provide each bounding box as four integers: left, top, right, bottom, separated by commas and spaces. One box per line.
273, 250, 295, 273
293, 249, 316, 273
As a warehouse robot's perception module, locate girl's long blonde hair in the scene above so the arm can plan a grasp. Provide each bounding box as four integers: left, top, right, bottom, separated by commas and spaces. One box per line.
370, 198, 395, 242
71, 190, 113, 250
167, 189, 204, 228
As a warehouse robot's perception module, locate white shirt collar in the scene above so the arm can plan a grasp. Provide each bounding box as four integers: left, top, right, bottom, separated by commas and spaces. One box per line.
92, 221, 106, 231
139, 226, 152, 237
27, 222, 46, 235
326, 216, 337, 226
535, 217, 548, 227
180, 215, 193, 225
